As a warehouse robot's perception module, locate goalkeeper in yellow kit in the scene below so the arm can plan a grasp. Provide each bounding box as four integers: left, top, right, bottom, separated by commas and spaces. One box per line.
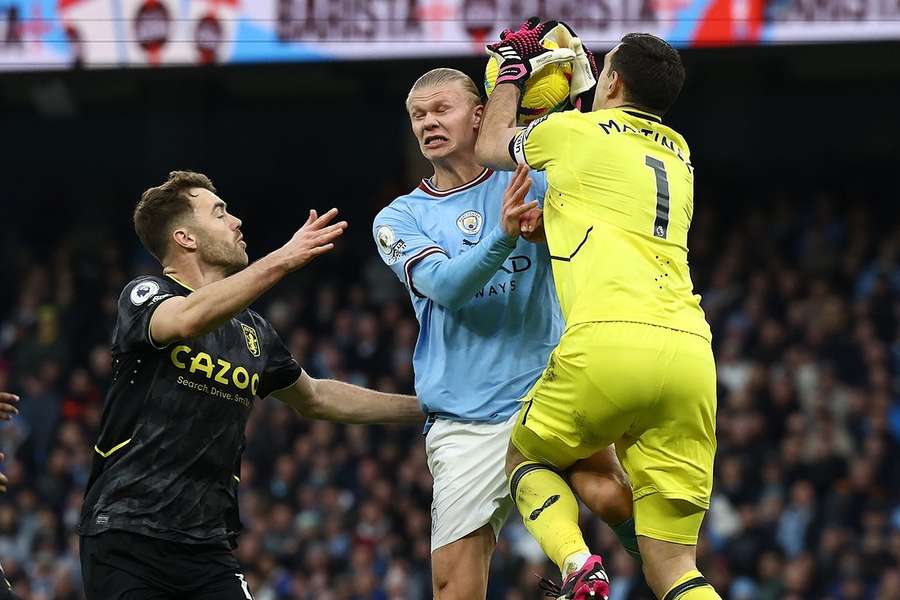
476, 21, 720, 600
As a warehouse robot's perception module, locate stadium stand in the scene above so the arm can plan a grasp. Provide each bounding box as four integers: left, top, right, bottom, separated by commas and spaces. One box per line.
1, 186, 898, 599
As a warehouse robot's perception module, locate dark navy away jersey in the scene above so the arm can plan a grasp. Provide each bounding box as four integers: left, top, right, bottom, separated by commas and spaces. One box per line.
80, 275, 301, 544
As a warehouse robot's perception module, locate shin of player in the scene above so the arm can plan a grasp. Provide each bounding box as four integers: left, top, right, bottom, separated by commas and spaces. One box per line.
478, 23, 721, 600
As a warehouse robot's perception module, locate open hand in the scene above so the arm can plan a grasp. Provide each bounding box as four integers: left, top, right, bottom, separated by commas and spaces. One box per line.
279, 208, 348, 271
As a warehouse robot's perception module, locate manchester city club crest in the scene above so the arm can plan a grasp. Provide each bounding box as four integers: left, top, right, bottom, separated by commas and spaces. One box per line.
456, 210, 483, 236
240, 323, 261, 358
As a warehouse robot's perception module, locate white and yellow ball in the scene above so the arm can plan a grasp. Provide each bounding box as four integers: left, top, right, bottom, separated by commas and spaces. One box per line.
484, 38, 572, 125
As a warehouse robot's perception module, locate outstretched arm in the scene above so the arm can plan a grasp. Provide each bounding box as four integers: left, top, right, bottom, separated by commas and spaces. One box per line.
273, 371, 422, 424
150, 209, 347, 345
475, 84, 522, 171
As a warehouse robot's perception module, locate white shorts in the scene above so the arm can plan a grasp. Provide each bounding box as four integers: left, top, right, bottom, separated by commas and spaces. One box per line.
425, 413, 517, 552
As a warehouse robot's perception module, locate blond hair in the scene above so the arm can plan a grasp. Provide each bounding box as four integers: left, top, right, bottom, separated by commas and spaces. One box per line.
405, 68, 482, 110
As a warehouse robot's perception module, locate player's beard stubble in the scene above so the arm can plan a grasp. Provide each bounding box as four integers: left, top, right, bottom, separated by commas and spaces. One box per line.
196, 230, 249, 276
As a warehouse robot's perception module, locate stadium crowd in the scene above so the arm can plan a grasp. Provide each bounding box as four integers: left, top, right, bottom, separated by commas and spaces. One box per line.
0, 188, 898, 600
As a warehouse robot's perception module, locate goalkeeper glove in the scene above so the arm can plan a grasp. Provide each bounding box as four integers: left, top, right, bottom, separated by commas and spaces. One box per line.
485, 17, 575, 90
574, 47, 600, 111
541, 21, 601, 110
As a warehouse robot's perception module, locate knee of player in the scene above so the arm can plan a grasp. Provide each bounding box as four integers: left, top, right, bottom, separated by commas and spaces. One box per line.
570, 472, 633, 523
432, 571, 451, 593
431, 567, 479, 599
610, 470, 634, 507
605, 477, 635, 521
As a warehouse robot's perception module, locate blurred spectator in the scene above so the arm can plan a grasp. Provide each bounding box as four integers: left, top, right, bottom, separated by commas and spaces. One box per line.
0, 191, 898, 598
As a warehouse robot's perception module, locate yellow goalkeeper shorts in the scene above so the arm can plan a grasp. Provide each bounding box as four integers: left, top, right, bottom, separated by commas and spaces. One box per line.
511, 321, 717, 542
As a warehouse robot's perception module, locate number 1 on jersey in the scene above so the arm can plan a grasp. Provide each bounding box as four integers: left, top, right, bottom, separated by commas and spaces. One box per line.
645, 156, 669, 239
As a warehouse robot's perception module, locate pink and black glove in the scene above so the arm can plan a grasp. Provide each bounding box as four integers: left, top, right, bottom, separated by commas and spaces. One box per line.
485, 17, 575, 90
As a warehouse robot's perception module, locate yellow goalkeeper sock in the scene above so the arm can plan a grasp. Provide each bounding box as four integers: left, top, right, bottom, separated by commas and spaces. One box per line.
509, 461, 589, 573
663, 569, 722, 600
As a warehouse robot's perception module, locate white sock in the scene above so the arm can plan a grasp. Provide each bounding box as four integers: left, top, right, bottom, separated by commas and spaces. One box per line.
562, 550, 592, 577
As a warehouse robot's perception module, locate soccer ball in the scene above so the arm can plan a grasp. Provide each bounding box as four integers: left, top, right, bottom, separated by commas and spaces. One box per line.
484, 38, 573, 125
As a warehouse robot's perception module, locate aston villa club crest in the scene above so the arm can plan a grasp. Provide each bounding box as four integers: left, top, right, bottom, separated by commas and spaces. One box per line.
240, 323, 260, 358
456, 210, 483, 236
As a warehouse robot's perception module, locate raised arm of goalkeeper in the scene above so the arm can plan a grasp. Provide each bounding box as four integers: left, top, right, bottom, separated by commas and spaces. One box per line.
475, 18, 599, 171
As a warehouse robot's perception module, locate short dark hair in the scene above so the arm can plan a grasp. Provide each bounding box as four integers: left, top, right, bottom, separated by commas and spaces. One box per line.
611, 33, 685, 115
134, 171, 215, 262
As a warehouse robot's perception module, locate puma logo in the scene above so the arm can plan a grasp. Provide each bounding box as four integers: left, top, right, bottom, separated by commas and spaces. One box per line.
529, 495, 560, 521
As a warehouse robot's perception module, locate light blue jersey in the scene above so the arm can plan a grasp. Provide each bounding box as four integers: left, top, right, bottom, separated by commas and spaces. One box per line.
373, 168, 563, 423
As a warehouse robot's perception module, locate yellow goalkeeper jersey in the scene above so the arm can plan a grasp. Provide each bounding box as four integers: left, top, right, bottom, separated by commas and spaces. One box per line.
511, 107, 711, 341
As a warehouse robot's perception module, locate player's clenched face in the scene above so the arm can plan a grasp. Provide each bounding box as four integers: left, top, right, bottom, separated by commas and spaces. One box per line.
185, 188, 249, 275
407, 82, 483, 162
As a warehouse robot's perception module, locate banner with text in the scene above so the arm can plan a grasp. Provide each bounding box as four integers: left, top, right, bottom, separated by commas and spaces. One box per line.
1, 0, 899, 70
